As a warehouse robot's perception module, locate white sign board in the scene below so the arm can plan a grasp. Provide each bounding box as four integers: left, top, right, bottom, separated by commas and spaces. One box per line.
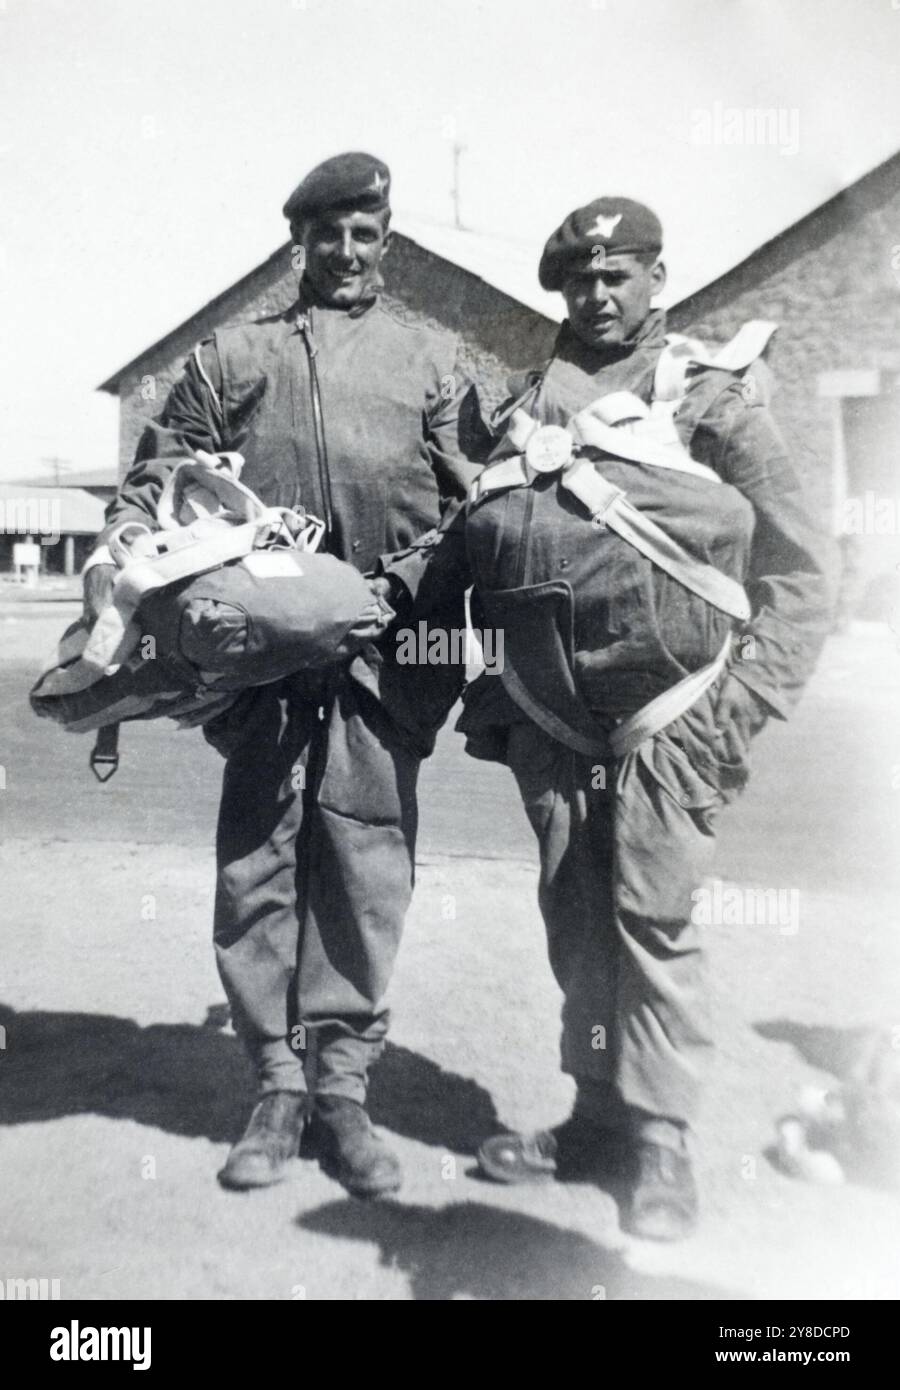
13, 542, 41, 568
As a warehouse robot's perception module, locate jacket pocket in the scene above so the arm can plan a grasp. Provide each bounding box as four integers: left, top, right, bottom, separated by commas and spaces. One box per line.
636, 726, 723, 834
670, 679, 753, 804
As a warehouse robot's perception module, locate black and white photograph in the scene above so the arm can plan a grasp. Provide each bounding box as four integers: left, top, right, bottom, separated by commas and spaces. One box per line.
1, 0, 899, 1324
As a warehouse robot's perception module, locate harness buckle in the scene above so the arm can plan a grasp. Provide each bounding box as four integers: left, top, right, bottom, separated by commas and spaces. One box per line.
525, 425, 574, 474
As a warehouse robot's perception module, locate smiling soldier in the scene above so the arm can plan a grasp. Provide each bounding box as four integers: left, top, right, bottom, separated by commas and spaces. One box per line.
83, 152, 487, 1196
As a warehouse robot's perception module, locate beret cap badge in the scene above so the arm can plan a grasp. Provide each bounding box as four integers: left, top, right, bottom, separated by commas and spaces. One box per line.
585, 211, 623, 240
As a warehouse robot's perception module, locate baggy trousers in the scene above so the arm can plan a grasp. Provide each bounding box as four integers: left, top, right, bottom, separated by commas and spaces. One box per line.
505, 717, 724, 1127
212, 670, 420, 1102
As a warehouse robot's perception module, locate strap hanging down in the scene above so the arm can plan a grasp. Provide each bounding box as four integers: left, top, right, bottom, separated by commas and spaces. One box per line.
497, 632, 734, 761
89, 723, 120, 782
609, 632, 732, 758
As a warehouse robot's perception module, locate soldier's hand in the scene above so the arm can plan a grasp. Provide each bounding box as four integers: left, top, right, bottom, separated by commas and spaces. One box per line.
714, 674, 770, 766
334, 577, 401, 658
368, 574, 402, 609
83, 563, 117, 624
368, 573, 411, 624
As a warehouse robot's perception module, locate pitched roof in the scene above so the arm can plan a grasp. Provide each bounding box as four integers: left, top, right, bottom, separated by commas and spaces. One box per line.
98, 241, 291, 394
97, 224, 562, 394
394, 217, 562, 321
97, 147, 899, 395
0, 484, 105, 535
670, 146, 900, 319
8, 468, 118, 492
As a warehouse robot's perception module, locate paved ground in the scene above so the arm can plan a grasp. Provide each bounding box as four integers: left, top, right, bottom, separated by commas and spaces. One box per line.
1, 599, 899, 1300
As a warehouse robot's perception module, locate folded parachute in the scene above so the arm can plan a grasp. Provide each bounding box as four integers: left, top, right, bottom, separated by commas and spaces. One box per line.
30, 453, 392, 734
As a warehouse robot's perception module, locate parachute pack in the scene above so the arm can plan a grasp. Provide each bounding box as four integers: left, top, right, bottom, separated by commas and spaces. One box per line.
30, 453, 393, 772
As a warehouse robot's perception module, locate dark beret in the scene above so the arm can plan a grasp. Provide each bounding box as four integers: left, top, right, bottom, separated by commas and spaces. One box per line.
283, 152, 391, 223
539, 197, 663, 291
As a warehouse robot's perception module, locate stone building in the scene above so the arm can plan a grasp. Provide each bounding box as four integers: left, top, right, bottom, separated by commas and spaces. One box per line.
668, 149, 900, 616
100, 152, 900, 615
99, 221, 561, 473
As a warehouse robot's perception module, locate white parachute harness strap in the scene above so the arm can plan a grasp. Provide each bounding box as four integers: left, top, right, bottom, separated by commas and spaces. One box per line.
472, 432, 750, 621
500, 660, 607, 758
569, 403, 722, 482
561, 458, 751, 621
654, 321, 779, 401
472, 318, 771, 621
192, 345, 225, 424
506, 406, 546, 454
505, 400, 722, 482
156, 454, 325, 552
107, 522, 155, 569
609, 631, 733, 760
157, 453, 261, 529
40, 516, 283, 697
468, 454, 529, 503
289, 511, 327, 553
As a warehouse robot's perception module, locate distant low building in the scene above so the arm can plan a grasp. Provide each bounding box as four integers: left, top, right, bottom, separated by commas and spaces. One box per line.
0, 483, 105, 576
41, 469, 119, 504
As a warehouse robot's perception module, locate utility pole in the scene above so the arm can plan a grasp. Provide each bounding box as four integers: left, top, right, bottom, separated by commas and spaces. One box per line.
451, 141, 466, 230
41, 456, 72, 487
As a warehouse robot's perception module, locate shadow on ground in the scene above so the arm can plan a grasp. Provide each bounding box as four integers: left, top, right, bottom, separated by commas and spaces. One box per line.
298, 1198, 742, 1301
0, 1003, 500, 1153
755, 1018, 884, 1079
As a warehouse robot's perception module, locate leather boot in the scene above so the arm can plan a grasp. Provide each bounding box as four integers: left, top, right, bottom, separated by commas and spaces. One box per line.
218, 1091, 307, 1191
309, 1095, 402, 1198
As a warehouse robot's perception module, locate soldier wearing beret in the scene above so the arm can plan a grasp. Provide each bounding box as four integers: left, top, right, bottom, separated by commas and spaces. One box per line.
84, 152, 488, 1196
384, 196, 834, 1238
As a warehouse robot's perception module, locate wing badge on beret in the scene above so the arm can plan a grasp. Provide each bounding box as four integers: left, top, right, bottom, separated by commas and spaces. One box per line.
585, 211, 623, 240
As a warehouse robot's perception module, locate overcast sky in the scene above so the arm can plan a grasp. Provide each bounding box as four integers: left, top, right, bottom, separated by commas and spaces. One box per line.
1, 0, 898, 482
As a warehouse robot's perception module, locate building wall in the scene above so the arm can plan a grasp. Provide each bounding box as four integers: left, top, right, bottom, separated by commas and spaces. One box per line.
669, 156, 900, 541
106, 164, 899, 616
110, 238, 558, 474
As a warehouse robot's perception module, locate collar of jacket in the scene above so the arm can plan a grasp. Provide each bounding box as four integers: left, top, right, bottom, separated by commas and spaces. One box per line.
291, 276, 383, 328
501, 308, 669, 415
554, 306, 668, 373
